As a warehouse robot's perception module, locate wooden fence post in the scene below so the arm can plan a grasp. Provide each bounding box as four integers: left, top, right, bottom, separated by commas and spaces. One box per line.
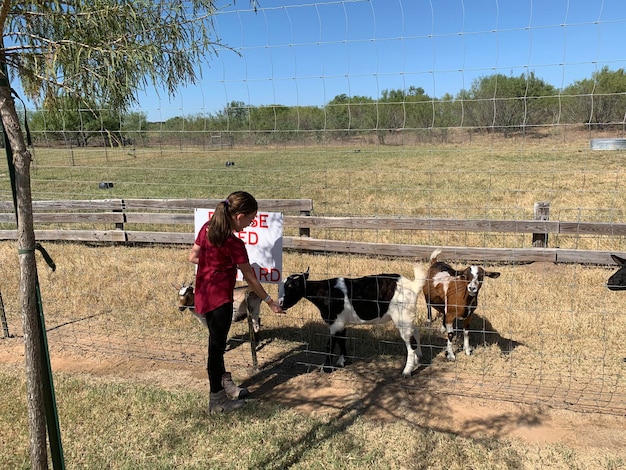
115, 199, 125, 231
532, 202, 550, 248
0, 289, 9, 338
299, 208, 311, 237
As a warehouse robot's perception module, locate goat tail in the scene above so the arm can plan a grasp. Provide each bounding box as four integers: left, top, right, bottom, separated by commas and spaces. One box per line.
412, 264, 427, 293
430, 248, 442, 264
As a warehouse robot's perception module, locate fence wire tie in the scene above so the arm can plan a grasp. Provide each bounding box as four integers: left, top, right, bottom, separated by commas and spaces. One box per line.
18, 243, 56, 272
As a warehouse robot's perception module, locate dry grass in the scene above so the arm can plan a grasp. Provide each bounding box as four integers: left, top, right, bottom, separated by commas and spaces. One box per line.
1, 241, 624, 411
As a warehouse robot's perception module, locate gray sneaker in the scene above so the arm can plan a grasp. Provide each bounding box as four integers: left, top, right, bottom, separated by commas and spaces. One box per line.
209, 390, 246, 413
221, 372, 250, 400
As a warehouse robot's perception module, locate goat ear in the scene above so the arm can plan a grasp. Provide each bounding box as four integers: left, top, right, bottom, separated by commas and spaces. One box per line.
611, 254, 626, 266
457, 267, 471, 278
486, 271, 501, 279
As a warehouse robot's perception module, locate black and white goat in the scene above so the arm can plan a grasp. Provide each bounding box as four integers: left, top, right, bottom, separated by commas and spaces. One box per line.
423, 249, 500, 361
607, 254, 626, 291
278, 266, 426, 377
177, 283, 262, 341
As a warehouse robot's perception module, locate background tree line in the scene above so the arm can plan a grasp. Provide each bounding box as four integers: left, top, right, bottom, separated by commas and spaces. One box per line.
26, 66, 626, 147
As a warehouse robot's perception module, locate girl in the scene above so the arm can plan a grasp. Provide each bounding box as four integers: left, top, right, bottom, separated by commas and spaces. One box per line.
189, 191, 284, 413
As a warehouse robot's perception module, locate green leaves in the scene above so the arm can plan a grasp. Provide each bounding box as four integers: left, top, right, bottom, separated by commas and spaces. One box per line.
5, 1, 225, 112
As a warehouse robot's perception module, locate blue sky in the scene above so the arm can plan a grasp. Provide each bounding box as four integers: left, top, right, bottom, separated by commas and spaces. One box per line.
136, 0, 626, 121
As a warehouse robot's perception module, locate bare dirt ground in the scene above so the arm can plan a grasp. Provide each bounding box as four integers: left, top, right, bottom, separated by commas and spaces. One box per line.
2, 333, 625, 458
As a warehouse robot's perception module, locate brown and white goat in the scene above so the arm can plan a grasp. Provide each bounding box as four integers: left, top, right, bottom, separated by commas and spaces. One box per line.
177, 283, 262, 341
423, 249, 500, 361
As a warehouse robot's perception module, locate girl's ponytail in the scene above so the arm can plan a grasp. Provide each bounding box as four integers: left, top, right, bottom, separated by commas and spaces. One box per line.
207, 191, 258, 246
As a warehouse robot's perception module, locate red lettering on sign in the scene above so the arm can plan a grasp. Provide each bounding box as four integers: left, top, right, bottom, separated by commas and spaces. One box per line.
236, 231, 259, 245
205, 212, 270, 228
258, 214, 269, 228
256, 267, 281, 282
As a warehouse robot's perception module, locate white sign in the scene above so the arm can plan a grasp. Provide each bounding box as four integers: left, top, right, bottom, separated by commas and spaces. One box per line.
194, 209, 283, 284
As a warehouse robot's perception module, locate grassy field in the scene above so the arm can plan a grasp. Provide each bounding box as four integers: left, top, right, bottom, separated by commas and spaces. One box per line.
6, 130, 624, 254
12, 130, 626, 222
1, 135, 626, 468
1, 360, 624, 470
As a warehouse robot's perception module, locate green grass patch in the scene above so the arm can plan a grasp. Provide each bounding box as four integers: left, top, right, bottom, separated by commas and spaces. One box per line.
4, 368, 622, 470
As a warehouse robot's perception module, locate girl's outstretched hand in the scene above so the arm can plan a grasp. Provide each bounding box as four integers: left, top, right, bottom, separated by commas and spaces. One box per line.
267, 299, 285, 314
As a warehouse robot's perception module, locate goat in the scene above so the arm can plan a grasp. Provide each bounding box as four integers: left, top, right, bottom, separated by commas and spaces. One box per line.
607, 254, 626, 290
176, 282, 262, 342
278, 266, 426, 377
423, 249, 500, 361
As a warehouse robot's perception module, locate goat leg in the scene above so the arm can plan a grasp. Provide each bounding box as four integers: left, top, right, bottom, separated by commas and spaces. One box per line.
445, 322, 456, 361
425, 301, 433, 326
400, 325, 422, 377
322, 332, 337, 373
247, 313, 258, 369
462, 317, 473, 356
334, 328, 349, 368
322, 327, 348, 373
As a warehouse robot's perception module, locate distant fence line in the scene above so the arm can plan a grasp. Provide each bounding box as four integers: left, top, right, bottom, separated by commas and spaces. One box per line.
0, 198, 623, 266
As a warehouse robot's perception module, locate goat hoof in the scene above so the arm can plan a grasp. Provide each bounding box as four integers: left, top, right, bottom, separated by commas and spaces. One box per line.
402, 361, 420, 378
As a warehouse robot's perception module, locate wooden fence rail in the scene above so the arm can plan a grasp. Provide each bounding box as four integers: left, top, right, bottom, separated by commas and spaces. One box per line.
0, 199, 623, 265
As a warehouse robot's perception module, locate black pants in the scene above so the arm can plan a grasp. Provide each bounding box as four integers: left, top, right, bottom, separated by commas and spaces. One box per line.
205, 302, 233, 392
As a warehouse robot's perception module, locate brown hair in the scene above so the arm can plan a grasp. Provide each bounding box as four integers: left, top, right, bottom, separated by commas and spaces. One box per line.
207, 191, 258, 247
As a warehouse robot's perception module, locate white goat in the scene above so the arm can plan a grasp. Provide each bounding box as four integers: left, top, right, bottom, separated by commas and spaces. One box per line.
278, 265, 426, 377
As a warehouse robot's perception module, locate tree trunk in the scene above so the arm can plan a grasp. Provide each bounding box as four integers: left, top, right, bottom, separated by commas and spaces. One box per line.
0, 85, 49, 468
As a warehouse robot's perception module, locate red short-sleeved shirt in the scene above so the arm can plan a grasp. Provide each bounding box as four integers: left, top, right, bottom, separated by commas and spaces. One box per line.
194, 221, 249, 315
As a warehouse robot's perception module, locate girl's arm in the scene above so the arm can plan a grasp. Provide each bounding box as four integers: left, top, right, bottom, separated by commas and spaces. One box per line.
238, 262, 285, 314
188, 243, 201, 265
